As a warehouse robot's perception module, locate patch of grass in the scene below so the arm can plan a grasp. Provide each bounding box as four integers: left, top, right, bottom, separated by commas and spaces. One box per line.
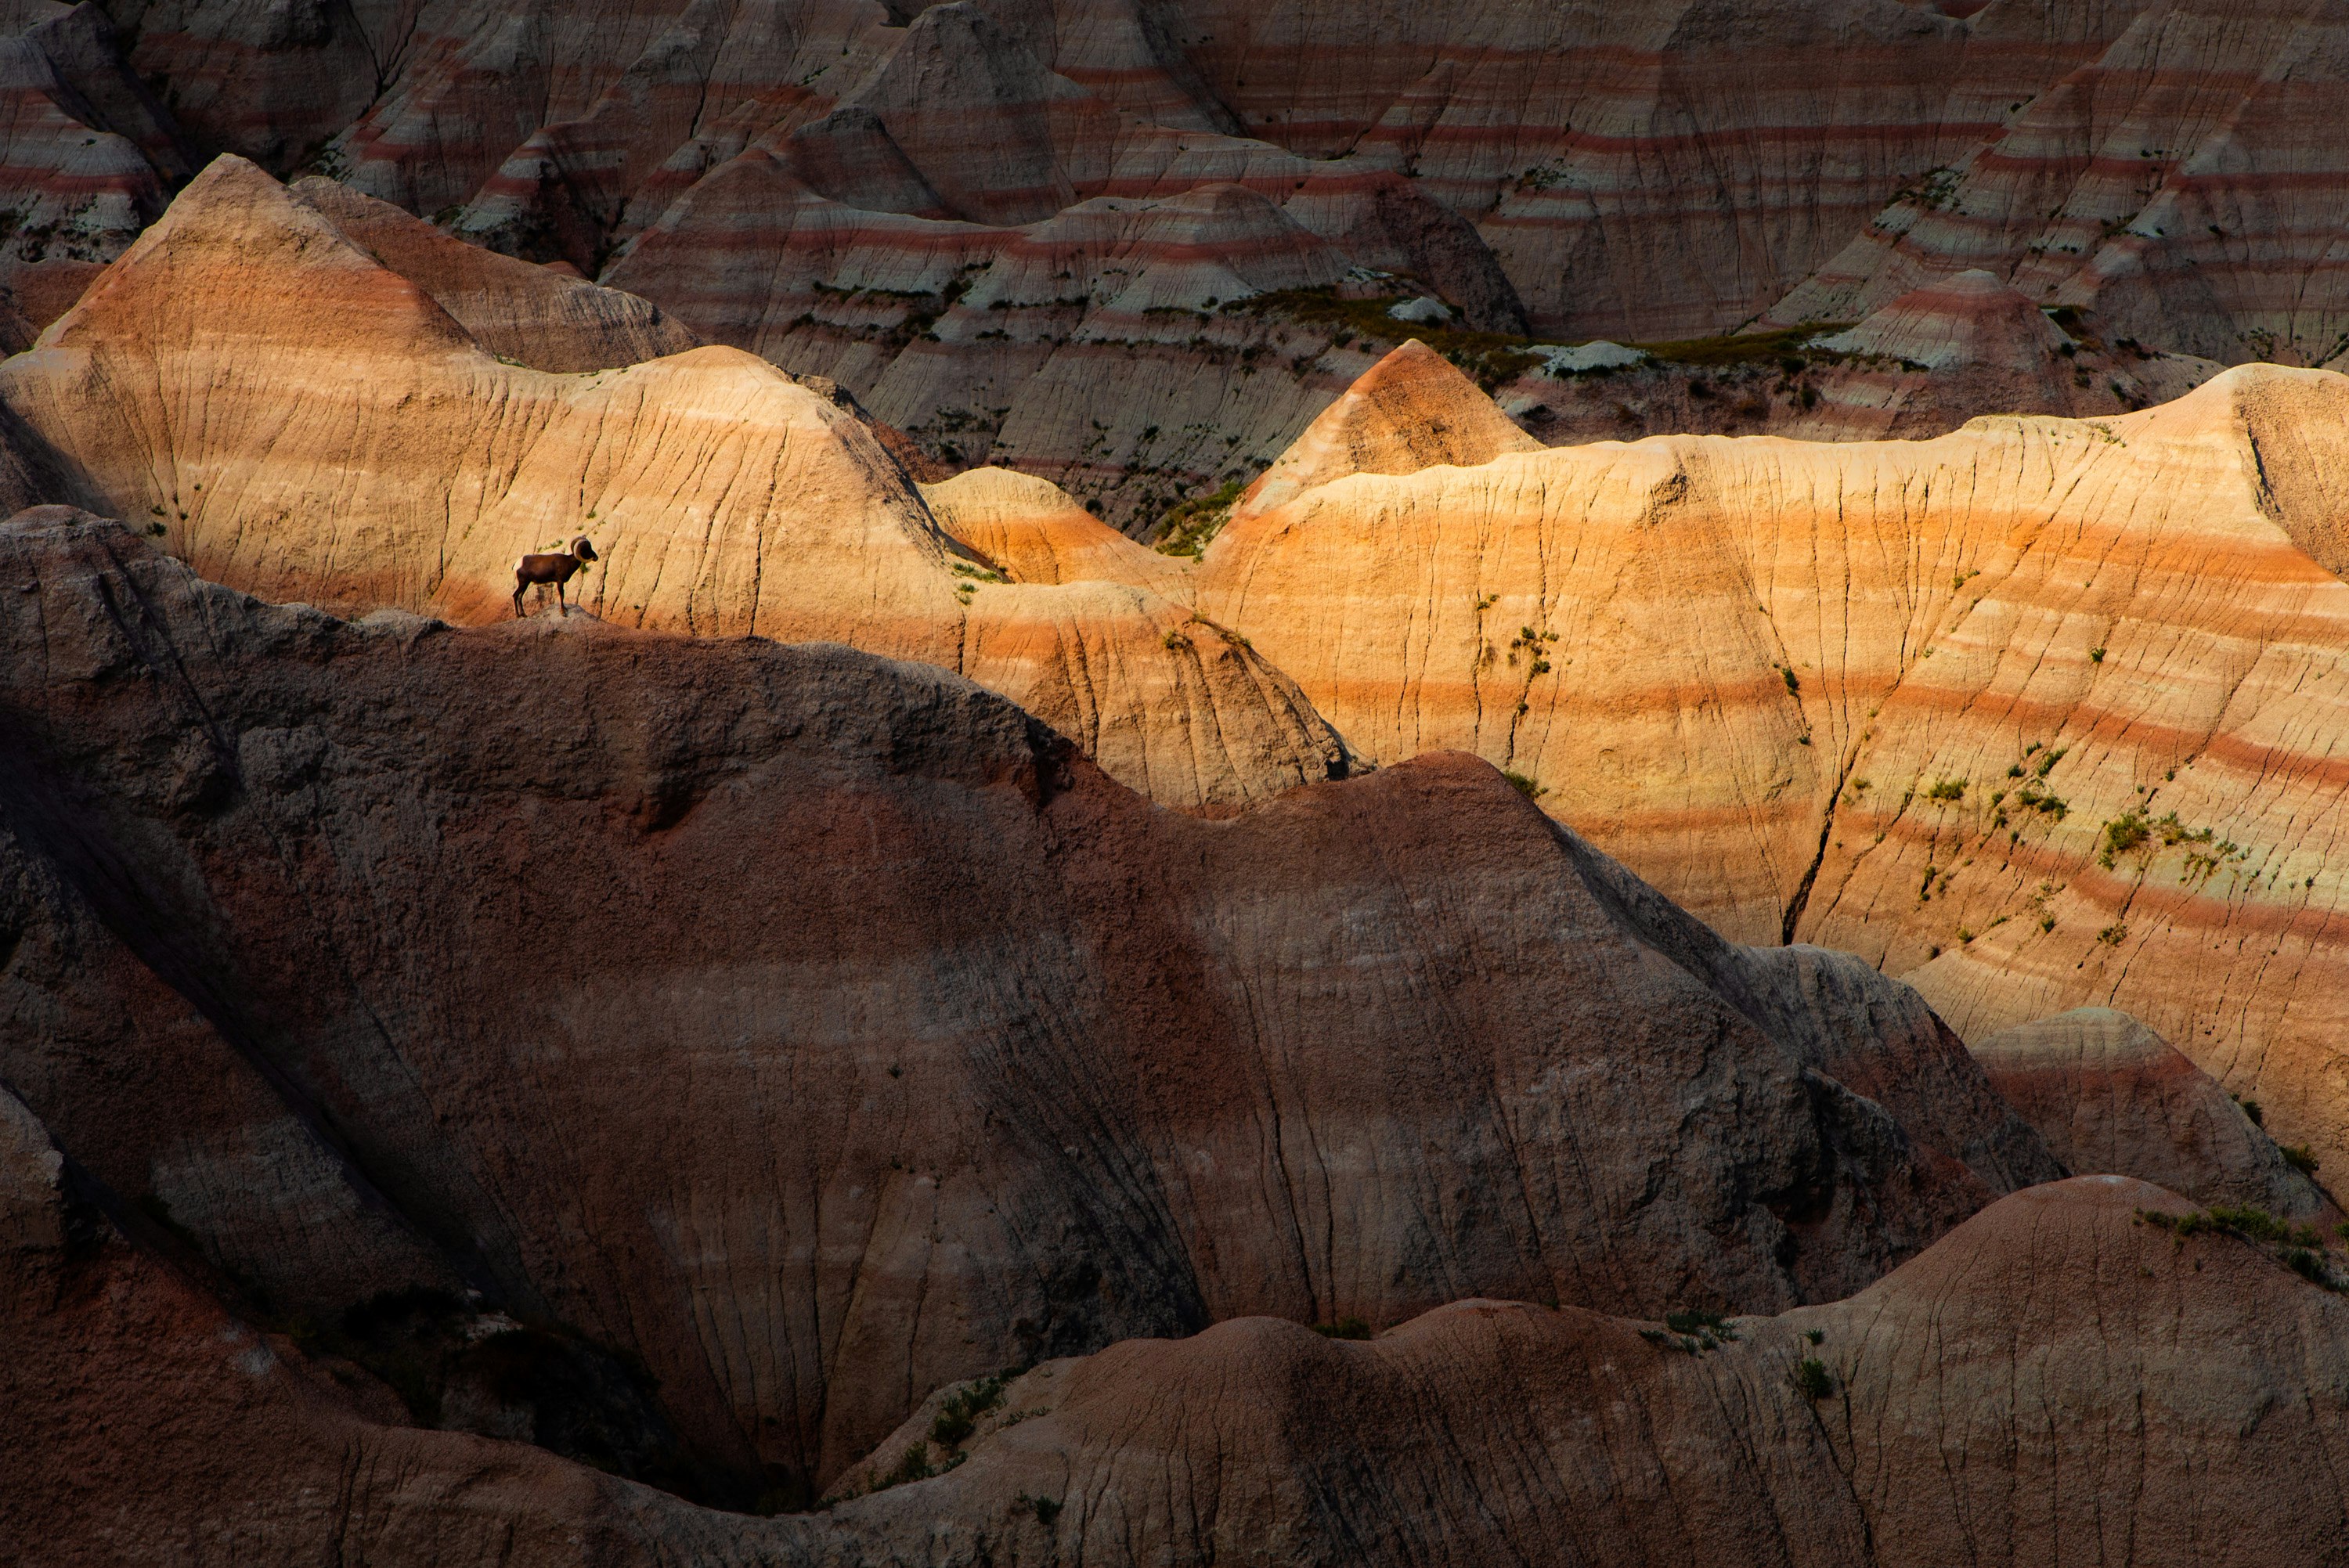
864, 1443, 936, 1494
1665, 1310, 1737, 1342
1502, 770, 1548, 800
1804, 1328, 1824, 1346
2281, 1144, 2321, 1176
1792, 1358, 1834, 1400
929, 1374, 1008, 1448
2234, 1094, 2264, 1127
1927, 778, 1966, 802
1153, 476, 1247, 557
2101, 811, 2149, 863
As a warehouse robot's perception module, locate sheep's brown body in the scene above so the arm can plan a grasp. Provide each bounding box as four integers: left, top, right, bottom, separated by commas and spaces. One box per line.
512, 536, 598, 617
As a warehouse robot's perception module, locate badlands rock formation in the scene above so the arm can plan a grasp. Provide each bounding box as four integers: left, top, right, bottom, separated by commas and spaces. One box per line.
20, 1132, 2349, 1559
0, 155, 1344, 809
0, 510, 2062, 1502
287, 175, 704, 373
0, 2, 193, 337
1975, 1008, 2340, 1221
921, 464, 1190, 596
32, 0, 2329, 526
1770, 0, 2349, 368
1236, 337, 1541, 521
1203, 347, 2349, 1183
799, 1179, 2348, 1565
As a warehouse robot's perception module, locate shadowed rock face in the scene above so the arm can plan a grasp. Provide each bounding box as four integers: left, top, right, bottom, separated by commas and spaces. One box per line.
0, 510, 2051, 1504
16, 1130, 2349, 1561
797, 1177, 2349, 1566
0, 2, 194, 337
1975, 1007, 2341, 1222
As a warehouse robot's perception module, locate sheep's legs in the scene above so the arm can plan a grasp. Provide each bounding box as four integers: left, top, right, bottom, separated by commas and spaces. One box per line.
512, 582, 525, 618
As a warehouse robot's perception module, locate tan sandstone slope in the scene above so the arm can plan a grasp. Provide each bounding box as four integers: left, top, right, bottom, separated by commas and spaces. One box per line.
1201, 344, 2349, 1184
920, 465, 1193, 597
0, 155, 1344, 809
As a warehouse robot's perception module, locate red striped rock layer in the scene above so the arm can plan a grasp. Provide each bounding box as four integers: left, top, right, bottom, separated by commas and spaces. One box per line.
1773, 0, 2349, 368
95, 2, 2152, 341
1501, 271, 2221, 445
0, 4, 193, 336
1200, 360, 2349, 1184
105, 0, 2349, 372
0, 512, 2046, 1501
600, 159, 1416, 528
0, 156, 1344, 809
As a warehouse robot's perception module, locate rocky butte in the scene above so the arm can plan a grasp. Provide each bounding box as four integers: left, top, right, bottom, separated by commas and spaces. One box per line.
3, 5, 2349, 1565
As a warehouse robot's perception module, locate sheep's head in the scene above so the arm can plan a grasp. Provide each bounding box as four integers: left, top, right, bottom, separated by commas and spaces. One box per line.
571, 536, 600, 563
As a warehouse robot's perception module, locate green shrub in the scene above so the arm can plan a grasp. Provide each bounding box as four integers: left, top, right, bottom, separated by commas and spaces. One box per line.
868, 1444, 935, 1493
1804, 1328, 1824, 1346
1665, 1309, 1737, 1340
1153, 477, 1247, 557
1792, 1358, 1834, 1400
2281, 1144, 2321, 1176
929, 1374, 1008, 1448
1502, 770, 1548, 800
1926, 778, 1965, 802
2101, 811, 2149, 860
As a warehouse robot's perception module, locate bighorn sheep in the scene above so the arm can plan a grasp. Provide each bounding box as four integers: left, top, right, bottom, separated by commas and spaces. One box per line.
512, 536, 599, 617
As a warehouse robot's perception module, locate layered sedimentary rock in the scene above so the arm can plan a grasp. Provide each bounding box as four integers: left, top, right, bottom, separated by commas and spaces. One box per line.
1974, 1007, 2340, 1220
1201, 352, 2349, 1183
71, 2, 2349, 535
922, 464, 1190, 596
0, 155, 1343, 809
0, 509, 2056, 1501
287, 175, 703, 373
799, 1178, 2348, 1565
1236, 338, 1541, 520
0, 2, 195, 336
1770, 0, 2349, 369
21, 1144, 2348, 1562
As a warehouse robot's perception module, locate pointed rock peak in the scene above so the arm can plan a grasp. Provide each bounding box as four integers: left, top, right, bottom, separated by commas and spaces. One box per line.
1238, 338, 1541, 519
38, 154, 474, 359
287, 176, 702, 373
922, 466, 1189, 596
1813, 269, 2069, 373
